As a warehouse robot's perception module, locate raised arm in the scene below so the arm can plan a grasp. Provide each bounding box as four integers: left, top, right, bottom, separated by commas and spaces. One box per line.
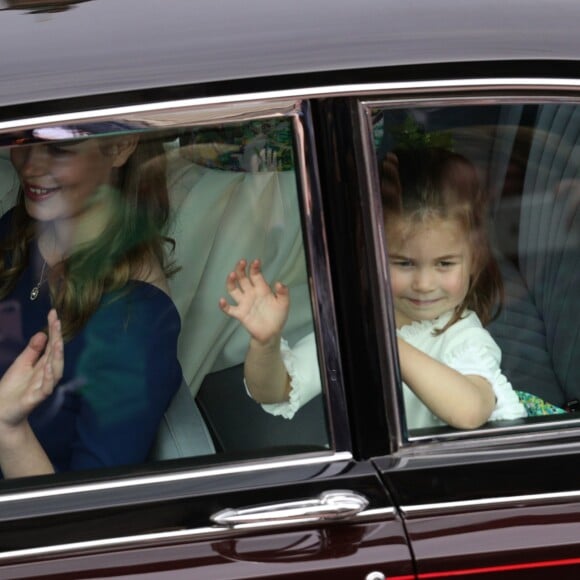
219, 259, 291, 404
0, 309, 63, 478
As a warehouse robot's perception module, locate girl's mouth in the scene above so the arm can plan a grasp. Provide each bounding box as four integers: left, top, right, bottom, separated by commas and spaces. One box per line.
407, 297, 442, 307
23, 183, 60, 201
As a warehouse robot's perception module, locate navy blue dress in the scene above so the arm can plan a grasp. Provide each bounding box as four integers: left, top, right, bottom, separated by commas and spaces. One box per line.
0, 211, 182, 473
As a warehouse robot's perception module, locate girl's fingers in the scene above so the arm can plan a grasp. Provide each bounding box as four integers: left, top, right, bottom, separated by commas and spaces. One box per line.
234, 259, 248, 280
225, 271, 241, 294
274, 281, 289, 297
248, 258, 261, 276
38, 358, 56, 397
17, 332, 48, 369
248, 259, 269, 289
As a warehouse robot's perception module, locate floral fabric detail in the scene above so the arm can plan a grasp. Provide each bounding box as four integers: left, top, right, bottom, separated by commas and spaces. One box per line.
185, 119, 294, 172
516, 391, 567, 416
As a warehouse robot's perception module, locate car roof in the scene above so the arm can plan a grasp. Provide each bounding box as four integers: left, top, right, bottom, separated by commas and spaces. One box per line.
1, 0, 580, 108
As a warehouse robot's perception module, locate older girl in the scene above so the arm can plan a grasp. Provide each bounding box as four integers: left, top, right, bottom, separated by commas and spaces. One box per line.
0, 128, 182, 477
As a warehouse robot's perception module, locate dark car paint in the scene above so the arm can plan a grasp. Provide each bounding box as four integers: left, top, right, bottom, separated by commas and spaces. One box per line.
1, 0, 580, 108
0, 522, 414, 579
1, 0, 580, 578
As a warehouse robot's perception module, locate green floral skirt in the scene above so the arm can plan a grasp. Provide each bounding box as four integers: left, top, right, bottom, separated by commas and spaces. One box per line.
516, 391, 567, 416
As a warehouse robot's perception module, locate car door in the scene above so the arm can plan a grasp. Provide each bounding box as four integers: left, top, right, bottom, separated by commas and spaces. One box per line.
0, 95, 415, 580
320, 79, 580, 579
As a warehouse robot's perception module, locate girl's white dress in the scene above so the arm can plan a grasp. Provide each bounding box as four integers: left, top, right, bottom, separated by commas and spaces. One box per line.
257, 309, 527, 429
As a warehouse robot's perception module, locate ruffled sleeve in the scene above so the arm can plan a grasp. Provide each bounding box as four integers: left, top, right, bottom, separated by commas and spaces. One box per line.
442, 329, 527, 421
255, 332, 322, 420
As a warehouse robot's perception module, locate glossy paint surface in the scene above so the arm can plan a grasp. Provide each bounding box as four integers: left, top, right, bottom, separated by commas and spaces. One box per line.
0, 519, 414, 579
1, 0, 580, 106
407, 502, 580, 579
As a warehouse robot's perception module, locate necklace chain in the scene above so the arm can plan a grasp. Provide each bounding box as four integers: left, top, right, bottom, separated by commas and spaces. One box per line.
30, 259, 48, 301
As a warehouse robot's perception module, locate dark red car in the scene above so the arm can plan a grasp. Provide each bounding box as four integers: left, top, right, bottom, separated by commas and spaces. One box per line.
0, 0, 579, 578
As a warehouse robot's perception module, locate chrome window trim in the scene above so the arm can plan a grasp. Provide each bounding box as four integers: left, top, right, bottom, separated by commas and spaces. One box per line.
0, 505, 395, 564
401, 489, 580, 517
0, 451, 353, 505
1, 78, 580, 135
355, 90, 580, 453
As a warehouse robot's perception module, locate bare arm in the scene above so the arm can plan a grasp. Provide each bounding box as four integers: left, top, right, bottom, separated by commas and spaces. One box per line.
0, 309, 63, 478
219, 259, 291, 404
397, 337, 495, 429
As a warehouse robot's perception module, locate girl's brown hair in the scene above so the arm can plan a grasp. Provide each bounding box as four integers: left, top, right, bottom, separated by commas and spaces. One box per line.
0, 132, 176, 340
381, 147, 503, 332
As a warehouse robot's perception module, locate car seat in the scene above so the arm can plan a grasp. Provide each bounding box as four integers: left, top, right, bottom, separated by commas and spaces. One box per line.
162, 132, 328, 456
487, 104, 580, 409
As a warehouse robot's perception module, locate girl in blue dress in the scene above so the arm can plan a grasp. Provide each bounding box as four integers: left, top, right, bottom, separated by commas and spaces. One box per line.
0, 128, 182, 477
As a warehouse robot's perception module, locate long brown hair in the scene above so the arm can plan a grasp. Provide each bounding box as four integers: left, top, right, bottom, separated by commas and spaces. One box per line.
0, 132, 176, 340
381, 147, 503, 332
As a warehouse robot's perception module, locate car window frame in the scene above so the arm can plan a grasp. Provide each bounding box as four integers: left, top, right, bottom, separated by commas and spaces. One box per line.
0, 96, 351, 504
354, 81, 580, 455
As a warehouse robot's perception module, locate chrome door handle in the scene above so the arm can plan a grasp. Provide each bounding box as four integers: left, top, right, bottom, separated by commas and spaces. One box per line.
211, 490, 369, 527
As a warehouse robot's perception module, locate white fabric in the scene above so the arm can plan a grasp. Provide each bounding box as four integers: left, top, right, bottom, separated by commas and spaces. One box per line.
396, 310, 527, 429
259, 334, 321, 419
166, 153, 314, 398
260, 309, 527, 428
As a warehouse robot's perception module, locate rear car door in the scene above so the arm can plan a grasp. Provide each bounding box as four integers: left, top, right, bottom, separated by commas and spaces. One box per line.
326, 77, 580, 579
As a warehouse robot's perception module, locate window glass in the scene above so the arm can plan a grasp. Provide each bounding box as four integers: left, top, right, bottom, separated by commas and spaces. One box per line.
369, 102, 579, 437
0, 117, 330, 481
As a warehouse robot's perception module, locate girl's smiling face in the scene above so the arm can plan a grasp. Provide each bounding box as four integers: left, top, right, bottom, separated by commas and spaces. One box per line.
10, 139, 119, 225
386, 215, 474, 328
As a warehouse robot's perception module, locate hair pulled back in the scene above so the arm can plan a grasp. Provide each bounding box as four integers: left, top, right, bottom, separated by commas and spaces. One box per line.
381, 147, 503, 331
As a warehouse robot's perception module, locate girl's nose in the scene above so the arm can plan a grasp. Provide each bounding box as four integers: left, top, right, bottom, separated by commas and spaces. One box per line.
412, 268, 436, 292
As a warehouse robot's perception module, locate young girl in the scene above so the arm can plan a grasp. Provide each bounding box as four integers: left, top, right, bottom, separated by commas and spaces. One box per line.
0, 127, 182, 477
219, 147, 528, 430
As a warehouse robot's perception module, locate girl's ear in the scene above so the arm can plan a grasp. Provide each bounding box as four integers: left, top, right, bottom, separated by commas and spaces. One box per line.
110, 135, 139, 168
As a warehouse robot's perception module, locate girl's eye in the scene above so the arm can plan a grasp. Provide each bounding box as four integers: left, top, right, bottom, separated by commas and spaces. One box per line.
391, 259, 413, 268
47, 144, 76, 157
438, 260, 456, 268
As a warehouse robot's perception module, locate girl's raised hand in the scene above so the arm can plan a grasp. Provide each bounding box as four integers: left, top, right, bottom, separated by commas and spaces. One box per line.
219, 259, 290, 345
0, 309, 63, 429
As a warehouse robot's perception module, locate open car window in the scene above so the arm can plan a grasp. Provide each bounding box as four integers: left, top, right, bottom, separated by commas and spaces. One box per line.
363, 100, 580, 440
0, 109, 335, 485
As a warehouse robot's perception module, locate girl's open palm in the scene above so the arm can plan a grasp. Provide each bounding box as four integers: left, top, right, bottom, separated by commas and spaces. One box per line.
0, 309, 63, 428
220, 259, 290, 345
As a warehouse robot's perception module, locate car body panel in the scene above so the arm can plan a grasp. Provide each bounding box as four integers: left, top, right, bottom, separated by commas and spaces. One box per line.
1, 0, 580, 107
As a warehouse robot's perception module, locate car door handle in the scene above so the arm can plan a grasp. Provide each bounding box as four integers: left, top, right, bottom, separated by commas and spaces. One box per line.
211, 490, 369, 527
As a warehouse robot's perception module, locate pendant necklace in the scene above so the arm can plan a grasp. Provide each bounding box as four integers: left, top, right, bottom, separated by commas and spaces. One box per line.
30, 258, 48, 301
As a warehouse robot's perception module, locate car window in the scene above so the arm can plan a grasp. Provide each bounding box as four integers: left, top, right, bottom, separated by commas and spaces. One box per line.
0, 112, 333, 483
364, 100, 580, 439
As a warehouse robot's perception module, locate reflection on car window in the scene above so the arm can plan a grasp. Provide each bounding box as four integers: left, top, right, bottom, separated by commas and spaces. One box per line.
371, 103, 579, 436
0, 118, 330, 481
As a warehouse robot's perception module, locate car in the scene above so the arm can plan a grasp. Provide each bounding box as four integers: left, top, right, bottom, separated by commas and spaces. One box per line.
0, 0, 579, 578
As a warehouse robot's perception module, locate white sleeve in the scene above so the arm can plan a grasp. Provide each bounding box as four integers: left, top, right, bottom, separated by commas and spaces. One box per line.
442, 330, 527, 421
250, 332, 322, 420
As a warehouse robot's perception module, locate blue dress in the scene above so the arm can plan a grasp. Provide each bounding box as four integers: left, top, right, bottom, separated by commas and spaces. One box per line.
0, 211, 182, 473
